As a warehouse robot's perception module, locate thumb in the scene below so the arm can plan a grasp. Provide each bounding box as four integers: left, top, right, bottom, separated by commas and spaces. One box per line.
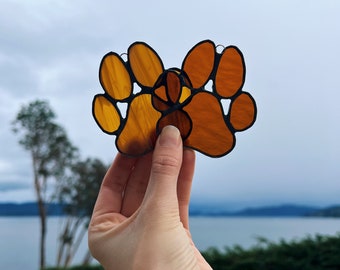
143, 125, 183, 212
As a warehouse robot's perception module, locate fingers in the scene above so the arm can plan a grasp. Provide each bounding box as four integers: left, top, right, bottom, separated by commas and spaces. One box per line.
92, 125, 195, 228
143, 126, 183, 211
120, 152, 152, 216
177, 148, 196, 229
92, 153, 137, 218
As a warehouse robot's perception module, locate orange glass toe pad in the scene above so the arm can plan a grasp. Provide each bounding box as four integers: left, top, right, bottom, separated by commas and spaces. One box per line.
92, 40, 257, 157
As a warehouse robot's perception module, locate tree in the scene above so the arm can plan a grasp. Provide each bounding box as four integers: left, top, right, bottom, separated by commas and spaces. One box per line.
12, 100, 78, 270
55, 158, 107, 268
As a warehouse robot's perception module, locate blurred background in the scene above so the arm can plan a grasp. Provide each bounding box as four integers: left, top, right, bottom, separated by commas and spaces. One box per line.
1, 0, 340, 269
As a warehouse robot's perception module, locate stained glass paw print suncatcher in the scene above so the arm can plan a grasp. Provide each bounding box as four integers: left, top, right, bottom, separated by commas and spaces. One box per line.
92, 40, 257, 157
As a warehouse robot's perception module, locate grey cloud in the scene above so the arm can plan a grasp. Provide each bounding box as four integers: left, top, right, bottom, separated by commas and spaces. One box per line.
0, 0, 340, 205
0, 181, 30, 192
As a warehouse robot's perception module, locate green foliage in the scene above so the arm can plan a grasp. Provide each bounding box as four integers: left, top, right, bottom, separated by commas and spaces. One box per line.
12, 99, 109, 269
45, 265, 103, 270
12, 99, 79, 270
57, 158, 107, 219
201, 233, 340, 270
12, 99, 79, 181
54, 158, 108, 267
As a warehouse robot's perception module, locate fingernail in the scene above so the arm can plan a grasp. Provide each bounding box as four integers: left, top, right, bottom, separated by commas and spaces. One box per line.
159, 125, 181, 147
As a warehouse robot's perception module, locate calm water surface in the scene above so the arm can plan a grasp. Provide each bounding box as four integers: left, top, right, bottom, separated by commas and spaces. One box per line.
1, 216, 340, 270
190, 216, 340, 250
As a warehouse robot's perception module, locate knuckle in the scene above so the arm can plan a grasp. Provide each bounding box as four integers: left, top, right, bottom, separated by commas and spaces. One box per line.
152, 154, 181, 176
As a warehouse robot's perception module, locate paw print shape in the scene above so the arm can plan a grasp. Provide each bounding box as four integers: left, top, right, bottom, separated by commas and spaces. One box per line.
92, 40, 257, 157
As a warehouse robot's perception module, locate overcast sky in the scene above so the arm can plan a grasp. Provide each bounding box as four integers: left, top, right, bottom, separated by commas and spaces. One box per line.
1, 0, 339, 209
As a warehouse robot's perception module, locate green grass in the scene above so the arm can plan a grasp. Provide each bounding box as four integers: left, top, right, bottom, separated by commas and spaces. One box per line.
45, 265, 103, 270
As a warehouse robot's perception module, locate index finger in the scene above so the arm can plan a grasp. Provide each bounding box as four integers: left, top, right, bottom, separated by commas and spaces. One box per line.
177, 148, 196, 229
92, 153, 138, 218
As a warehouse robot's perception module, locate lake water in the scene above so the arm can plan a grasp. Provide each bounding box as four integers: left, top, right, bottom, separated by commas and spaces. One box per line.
1, 216, 340, 270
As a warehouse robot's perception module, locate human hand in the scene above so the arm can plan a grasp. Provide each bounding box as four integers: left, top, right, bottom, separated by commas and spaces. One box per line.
88, 126, 212, 270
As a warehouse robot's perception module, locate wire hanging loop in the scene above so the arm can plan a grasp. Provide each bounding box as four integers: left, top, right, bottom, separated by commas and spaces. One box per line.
215, 44, 225, 54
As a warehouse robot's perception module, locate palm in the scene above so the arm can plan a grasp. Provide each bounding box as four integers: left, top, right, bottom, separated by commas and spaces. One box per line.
89, 149, 211, 269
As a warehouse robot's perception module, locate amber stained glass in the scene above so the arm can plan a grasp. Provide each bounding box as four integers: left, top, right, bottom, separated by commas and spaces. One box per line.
92, 40, 257, 157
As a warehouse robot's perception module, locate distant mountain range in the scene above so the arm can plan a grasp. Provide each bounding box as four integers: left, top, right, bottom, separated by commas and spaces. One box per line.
0, 202, 339, 217
189, 203, 340, 217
